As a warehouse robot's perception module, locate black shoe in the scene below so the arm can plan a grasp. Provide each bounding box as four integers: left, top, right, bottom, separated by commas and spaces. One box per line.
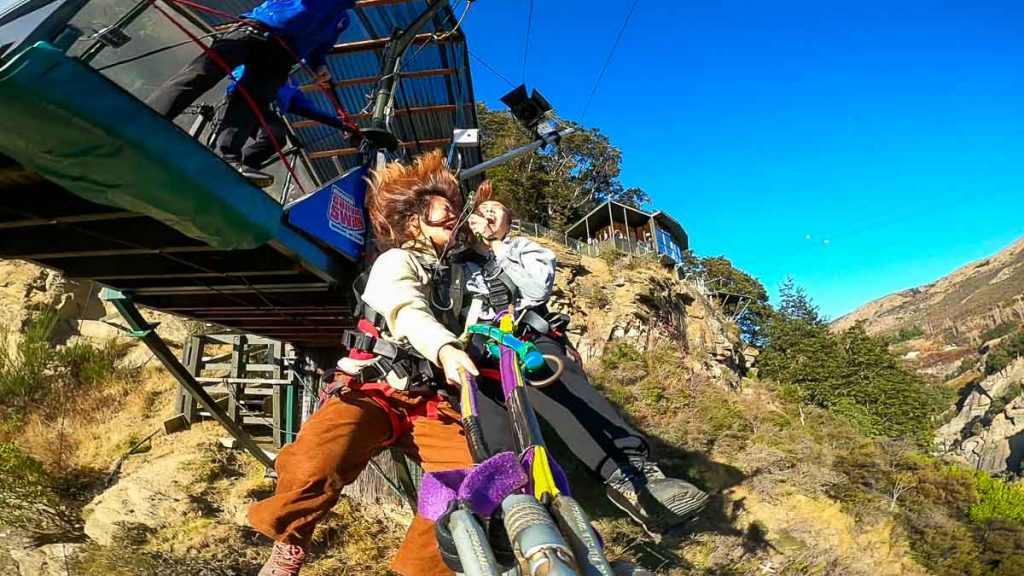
605, 460, 709, 537
231, 161, 274, 188
610, 560, 655, 576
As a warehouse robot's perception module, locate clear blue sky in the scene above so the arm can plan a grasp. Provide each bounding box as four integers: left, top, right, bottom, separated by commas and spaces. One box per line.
462, 0, 1024, 319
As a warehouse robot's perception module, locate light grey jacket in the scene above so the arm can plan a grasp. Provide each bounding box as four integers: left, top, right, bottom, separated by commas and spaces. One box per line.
462, 237, 557, 321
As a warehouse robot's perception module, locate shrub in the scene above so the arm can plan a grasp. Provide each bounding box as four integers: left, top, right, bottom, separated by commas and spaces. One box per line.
986, 330, 1024, 374
761, 282, 946, 442
981, 321, 1020, 343
892, 325, 925, 343
0, 441, 70, 532
968, 472, 1024, 524
0, 310, 58, 407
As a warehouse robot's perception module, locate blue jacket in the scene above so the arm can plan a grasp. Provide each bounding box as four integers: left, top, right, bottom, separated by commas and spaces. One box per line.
243, 0, 356, 70
228, 66, 316, 114
227, 66, 346, 129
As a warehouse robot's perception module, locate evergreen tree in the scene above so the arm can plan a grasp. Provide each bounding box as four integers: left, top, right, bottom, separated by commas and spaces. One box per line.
760, 280, 945, 443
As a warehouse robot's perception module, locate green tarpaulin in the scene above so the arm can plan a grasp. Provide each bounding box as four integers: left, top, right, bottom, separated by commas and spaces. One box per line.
0, 42, 281, 250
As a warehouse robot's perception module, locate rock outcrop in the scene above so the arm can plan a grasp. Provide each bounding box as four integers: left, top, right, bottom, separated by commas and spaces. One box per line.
0, 259, 193, 354
935, 357, 1024, 473
537, 239, 746, 378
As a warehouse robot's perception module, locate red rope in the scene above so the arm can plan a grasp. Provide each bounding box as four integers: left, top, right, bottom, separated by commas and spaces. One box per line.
164, 0, 362, 136
152, 2, 308, 196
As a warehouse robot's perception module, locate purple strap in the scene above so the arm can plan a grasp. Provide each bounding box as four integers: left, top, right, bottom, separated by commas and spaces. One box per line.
418, 451, 528, 521
521, 445, 572, 496
499, 345, 518, 398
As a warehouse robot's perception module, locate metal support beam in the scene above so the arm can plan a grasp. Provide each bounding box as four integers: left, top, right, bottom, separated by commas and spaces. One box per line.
355, 0, 414, 7
459, 129, 576, 181
297, 68, 456, 93
100, 288, 274, 469
309, 138, 451, 159
358, 0, 448, 151
330, 32, 453, 55
291, 103, 466, 129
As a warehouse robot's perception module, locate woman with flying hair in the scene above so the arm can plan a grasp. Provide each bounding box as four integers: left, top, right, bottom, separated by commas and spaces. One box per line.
248, 150, 478, 576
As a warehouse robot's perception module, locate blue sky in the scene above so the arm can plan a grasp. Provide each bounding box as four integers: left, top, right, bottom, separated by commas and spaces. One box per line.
462, 1, 1024, 319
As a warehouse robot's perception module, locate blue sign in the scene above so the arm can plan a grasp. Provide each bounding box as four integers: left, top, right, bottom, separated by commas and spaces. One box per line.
286, 165, 368, 261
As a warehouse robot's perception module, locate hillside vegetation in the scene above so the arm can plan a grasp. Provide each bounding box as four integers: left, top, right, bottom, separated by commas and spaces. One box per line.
3, 250, 1024, 575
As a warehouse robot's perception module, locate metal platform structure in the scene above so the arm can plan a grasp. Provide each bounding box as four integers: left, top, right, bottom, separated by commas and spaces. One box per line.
0, 0, 481, 350
0, 0, 481, 470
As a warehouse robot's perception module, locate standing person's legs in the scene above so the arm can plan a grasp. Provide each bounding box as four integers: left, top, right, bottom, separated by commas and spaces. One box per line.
241, 110, 288, 170
213, 39, 292, 162
146, 28, 254, 119
391, 398, 474, 576
248, 390, 392, 546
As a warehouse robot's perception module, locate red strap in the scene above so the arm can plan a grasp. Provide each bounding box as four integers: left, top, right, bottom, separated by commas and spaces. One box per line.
357, 318, 381, 338
152, 3, 307, 196
478, 367, 501, 382
364, 393, 403, 446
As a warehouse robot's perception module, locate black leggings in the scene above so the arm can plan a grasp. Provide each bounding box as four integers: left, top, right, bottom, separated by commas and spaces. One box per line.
145, 25, 293, 161
471, 334, 649, 481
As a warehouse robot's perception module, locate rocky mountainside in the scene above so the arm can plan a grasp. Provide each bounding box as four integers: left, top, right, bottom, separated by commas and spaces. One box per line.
833, 236, 1024, 343
3, 248, 1007, 576
831, 237, 1024, 477
936, 358, 1024, 474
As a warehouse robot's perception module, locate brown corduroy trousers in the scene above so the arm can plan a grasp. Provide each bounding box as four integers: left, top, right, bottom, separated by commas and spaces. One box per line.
248, 387, 472, 576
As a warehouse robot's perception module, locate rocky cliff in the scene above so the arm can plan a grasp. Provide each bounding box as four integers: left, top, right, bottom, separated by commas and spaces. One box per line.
538, 239, 747, 379
936, 358, 1024, 474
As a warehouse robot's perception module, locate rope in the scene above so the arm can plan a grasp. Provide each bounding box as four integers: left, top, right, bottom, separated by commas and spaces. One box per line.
468, 48, 515, 88
580, 0, 641, 121
152, 2, 308, 196
95, 32, 221, 71
521, 0, 533, 83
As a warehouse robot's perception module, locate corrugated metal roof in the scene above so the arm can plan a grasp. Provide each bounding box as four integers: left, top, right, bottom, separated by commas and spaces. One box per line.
183, 0, 481, 183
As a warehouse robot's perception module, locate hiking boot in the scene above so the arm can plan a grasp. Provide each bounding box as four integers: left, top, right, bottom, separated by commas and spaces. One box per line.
605, 460, 709, 537
610, 560, 655, 575
258, 541, 306, 576
231, 161, 274, 188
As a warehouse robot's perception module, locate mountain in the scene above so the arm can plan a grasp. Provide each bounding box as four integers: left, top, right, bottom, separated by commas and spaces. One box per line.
833, 237, 1024, 343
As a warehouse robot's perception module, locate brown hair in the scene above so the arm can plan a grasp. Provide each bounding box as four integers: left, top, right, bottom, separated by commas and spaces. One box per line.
366, 150, 462, 249
474, 180, 515, 221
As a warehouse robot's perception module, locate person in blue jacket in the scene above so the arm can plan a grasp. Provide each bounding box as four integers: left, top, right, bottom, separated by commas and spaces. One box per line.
217, 66, 349, 184
146, 0, 355, 185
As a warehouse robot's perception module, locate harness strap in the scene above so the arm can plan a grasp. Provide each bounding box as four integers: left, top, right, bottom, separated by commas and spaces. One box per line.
481, 256, 518, 311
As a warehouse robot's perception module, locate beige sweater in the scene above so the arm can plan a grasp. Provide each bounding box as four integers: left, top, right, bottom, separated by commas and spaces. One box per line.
360, 242, 462, 365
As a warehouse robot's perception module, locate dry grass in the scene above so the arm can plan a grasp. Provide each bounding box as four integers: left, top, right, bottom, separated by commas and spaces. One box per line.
16, 366, 175, 475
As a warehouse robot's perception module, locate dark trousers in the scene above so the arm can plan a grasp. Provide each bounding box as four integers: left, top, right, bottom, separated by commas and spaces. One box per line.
215, 103, 288, 170
146, 25, 293, 161
473, 334, 649, 481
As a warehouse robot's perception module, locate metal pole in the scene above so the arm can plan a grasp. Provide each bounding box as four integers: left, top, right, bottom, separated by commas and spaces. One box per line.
368, 0, 448, 128
100, 288, 274, 469
607, 201, 614, 249
460, 128, 575, 181
622, 204, 631, 254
